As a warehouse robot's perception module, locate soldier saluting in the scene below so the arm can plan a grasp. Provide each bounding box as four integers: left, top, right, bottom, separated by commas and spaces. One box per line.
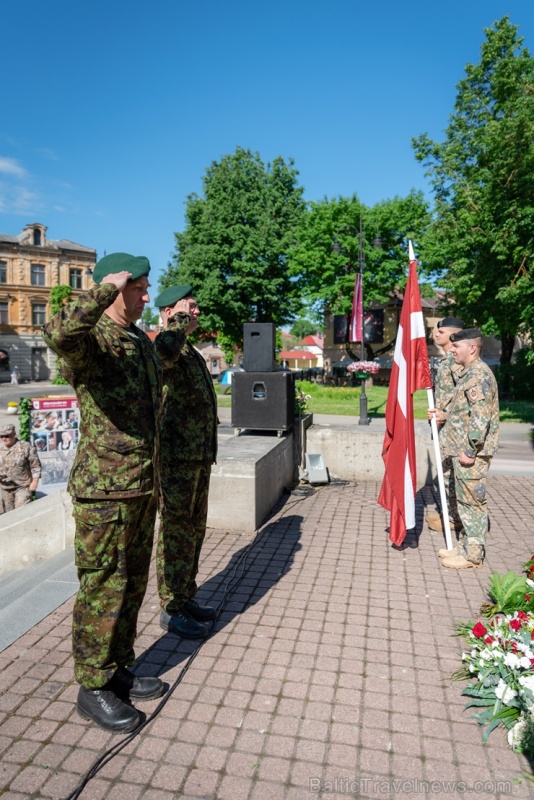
153, 286, 218, 639
42, 252, 164, 733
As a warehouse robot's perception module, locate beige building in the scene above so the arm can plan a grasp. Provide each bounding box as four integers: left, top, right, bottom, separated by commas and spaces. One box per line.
0, 223, 96, 381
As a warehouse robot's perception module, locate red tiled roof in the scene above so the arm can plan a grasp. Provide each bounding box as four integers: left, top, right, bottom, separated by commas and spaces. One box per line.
301, 335, 324, 347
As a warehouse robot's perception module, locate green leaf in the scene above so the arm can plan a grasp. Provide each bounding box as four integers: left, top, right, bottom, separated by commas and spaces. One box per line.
482, 717, 505, 743
464, 698, 495, 708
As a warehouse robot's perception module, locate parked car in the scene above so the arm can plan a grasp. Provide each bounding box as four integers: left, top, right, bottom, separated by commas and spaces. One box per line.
218, 366, 245, 385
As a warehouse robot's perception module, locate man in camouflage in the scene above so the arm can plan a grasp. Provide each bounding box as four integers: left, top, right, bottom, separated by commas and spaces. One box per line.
425, 316, 464, 533
0, 423, 41, 512
42, 252, 164, 733
429, 329, 499, 569
153, 286, 218, 639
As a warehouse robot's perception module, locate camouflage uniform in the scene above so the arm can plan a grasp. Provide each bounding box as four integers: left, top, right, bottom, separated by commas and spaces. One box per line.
154, 313, 218, 614
0, 439, 41, 512
441, 358, 499, 564
434, 351, 463, 522
42, 284, 160, 688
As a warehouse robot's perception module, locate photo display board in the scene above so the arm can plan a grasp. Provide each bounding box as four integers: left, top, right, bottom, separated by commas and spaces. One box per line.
30, 396, 80, 485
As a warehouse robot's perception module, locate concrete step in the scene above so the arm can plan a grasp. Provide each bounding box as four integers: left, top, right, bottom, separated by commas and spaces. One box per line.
0, 546, 78, 652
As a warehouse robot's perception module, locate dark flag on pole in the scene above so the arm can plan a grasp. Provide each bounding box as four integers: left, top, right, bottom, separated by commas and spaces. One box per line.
349, 273, 363, 343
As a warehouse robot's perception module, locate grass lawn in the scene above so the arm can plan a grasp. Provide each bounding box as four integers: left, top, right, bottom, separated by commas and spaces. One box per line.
216, 381, 534, 424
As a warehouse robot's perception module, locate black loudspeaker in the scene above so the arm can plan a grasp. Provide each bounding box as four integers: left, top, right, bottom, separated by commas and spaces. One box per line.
243, 322, 276, 372
231, 371, 295, 432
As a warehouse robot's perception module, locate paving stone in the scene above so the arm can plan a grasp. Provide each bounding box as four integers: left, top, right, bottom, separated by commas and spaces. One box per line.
0, 477, 532, 799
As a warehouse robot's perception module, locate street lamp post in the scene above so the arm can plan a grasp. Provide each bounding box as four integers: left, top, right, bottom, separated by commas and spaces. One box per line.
356, 216, 370, 425
332, 217, 382, 426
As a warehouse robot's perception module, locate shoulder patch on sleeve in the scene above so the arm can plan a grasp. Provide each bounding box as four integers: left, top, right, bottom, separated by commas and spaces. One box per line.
466, 384, 483, 404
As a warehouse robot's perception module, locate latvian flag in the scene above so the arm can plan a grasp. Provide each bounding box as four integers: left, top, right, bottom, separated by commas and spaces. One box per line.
378, 242, 431, 546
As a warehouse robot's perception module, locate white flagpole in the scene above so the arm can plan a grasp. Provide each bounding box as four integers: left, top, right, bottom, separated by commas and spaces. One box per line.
426, 388, 453, 552
407, 242, 453, 553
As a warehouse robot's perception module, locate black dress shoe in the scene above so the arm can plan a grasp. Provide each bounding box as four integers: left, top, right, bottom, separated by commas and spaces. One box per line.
77, 686, 141, 733
111, 666, 164, 702
184, 599, 217, 622
160, 609, 209, 639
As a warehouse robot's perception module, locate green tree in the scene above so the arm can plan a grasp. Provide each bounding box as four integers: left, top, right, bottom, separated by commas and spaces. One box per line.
49, 286, 72, 385
141, 306, 160, 329
413, 16, 534, 363
160, 146, 306, 348
290, 318, 317, 340
288, 192, 429, 318
49, 285, 72, 317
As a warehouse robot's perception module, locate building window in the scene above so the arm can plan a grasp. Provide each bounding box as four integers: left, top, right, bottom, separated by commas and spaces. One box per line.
31, 264, 45, 286
0, 262, 6, 284
0, 302, 8, 324
69, 269, 82, 289
33, 229, 41, 246
32, 304, 46, 326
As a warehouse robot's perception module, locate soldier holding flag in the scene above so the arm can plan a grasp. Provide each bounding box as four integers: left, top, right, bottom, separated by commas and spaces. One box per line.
429, 329, 499, 569
425, 316, 465, 534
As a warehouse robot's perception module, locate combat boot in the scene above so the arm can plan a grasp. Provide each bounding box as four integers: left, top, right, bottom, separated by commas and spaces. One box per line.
440, 554, 482, 570
111, 666, 164, 702
426, 512, 463, 533
184, 598, 217, 622
160, 609, 209, 639
77, 686, 141, 733
438, 545, 459, 559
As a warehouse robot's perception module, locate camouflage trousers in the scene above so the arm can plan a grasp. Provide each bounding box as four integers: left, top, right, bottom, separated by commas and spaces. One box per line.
442, 456, 460, 523
1, 486, 31, 513
438, 432, 460, 524
451, 455, 491, 564
156, 463, 211, 614
71, 492, 157, 688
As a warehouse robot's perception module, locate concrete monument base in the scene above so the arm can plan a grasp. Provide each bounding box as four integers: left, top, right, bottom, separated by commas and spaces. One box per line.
0, 420, 437, 578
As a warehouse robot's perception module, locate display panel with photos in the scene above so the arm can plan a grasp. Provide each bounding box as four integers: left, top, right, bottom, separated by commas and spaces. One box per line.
30, 397, 80, 455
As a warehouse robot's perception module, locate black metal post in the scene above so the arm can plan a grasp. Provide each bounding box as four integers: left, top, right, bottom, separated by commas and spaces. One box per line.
358, 216, 370, 425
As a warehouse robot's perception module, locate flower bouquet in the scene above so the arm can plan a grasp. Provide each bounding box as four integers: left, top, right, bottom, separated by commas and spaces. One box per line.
346, 360, 380, 379
454, 612, 534, 756
453, 555, 534, 757
295, 385, 312, 417
479, 568, 534, 618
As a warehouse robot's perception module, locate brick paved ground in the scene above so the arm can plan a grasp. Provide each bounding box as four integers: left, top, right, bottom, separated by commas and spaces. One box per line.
1, 475, 534, 800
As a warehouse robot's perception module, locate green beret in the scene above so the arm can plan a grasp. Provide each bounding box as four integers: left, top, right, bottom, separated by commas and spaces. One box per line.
450, 328, 481, 342
92, 252, 151, 285
153, 285, 193, 309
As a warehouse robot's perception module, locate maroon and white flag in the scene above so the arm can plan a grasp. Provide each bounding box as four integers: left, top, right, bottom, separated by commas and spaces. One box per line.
378, 242, 432, 546
349, 273, 363, 342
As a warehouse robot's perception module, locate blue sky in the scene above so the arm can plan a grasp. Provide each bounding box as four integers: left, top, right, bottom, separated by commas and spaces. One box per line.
1, 1, 534, 296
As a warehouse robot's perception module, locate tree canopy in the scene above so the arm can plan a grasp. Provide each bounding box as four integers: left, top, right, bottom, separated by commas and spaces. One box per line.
413, 16, 534, 362
49, 285, 72, 318
289, 317, 319, 340
160, 146, 306, 347
287, 192, 429, 320
141, 306, 160, 328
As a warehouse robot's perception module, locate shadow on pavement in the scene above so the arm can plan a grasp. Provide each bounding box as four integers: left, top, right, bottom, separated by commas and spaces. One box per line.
134, 510, 303, 678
